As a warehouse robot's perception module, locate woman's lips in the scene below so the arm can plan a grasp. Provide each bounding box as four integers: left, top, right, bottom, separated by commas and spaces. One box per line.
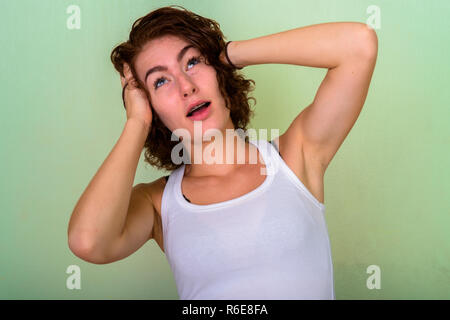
187, 102, 211, 121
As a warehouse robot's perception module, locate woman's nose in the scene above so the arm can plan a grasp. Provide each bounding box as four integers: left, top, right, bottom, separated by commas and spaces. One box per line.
183, 87, 196, 97
179, 75, 197, 97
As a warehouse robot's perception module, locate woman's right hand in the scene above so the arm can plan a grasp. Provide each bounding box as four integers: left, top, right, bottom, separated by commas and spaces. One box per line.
121, 63, 153, 129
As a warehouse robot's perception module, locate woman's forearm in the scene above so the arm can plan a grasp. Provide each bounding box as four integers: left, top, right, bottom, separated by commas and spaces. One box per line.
68, 119, 149, 257
225, 22, 375, 69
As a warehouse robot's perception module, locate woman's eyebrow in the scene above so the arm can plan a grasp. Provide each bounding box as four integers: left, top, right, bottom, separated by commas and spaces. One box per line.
144, 44, 195, 84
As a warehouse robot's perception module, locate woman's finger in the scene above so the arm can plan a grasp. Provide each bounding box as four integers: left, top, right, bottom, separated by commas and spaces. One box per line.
122, 63, 138, 88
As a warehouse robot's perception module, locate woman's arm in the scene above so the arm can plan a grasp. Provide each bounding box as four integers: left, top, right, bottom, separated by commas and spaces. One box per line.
222, 22, 375, 70
222, 22, 378, 171
68, 119, 151, 263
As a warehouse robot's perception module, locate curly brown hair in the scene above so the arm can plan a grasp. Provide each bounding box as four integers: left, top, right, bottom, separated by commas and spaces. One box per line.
110, 5, 256, 172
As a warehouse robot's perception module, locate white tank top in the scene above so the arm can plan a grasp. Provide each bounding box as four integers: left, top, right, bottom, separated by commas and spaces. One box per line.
160, 139, 335, 300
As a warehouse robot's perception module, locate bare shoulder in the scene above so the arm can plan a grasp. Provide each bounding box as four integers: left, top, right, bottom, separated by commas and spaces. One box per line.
138, 176, 168, 218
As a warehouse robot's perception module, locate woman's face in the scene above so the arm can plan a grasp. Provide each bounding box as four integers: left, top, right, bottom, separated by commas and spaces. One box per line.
134, 35, 232, 140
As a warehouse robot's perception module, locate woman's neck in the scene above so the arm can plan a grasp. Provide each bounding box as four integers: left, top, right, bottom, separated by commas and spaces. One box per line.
184, 132, 258, 178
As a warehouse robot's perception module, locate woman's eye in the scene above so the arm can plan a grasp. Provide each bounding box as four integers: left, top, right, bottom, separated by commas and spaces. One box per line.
154, 77, 167, 89
153, 56, 201, 90
187, 56, 200, 69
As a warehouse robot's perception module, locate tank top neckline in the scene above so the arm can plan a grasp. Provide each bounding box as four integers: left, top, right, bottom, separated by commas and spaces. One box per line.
173, 139, 275, 211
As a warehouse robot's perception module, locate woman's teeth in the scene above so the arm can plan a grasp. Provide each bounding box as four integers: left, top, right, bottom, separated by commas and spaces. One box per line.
188, 102, 210, 117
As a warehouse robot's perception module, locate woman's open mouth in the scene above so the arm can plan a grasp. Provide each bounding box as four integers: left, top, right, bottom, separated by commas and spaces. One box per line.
186, 101, 211, 121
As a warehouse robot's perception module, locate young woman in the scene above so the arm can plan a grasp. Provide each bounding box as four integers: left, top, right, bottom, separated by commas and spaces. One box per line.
68, 5, 377, 300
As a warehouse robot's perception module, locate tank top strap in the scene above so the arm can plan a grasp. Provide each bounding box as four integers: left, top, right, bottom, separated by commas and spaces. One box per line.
160, 165, 185, 245
249, 138, 281, 177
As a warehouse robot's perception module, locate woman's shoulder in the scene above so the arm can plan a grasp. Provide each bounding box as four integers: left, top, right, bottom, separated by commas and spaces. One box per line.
138, 176, 169, 211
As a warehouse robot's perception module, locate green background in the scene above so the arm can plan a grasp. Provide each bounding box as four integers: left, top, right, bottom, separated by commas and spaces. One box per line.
0, 0, 448, 299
